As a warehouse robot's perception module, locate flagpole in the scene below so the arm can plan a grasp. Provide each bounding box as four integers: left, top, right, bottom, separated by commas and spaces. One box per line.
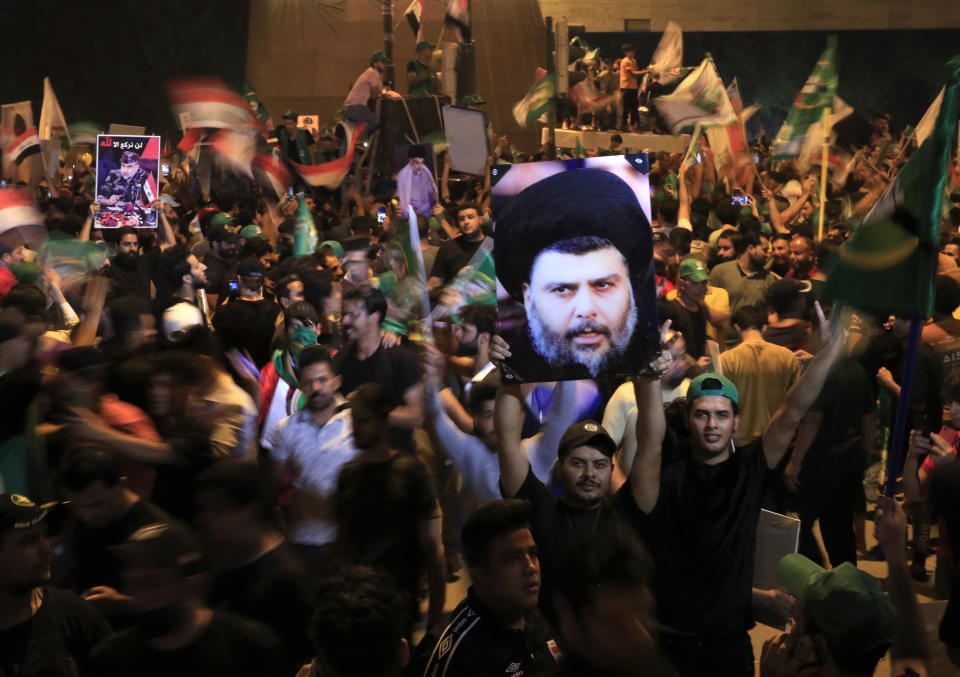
817, 106, 830, 242
885, 314, 923, 497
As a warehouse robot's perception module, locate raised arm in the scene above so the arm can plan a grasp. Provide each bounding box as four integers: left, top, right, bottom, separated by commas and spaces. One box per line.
79, 202, 97, 242
495, 384, 530, 498
525, 379, 579, 482
630, 322, 672, 513
762, 313, 848, 468
762, 187, 789, 235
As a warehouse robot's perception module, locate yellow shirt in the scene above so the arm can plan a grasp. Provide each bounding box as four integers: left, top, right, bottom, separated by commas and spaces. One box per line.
718, 340, 801, 447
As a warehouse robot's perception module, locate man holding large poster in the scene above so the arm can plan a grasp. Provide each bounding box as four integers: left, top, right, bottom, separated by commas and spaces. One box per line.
95, 135, 160, 228
494, 166, 658, 382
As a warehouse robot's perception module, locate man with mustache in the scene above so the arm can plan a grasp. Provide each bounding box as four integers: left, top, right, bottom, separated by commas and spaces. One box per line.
495, 168, 658, 383
264, 345, 357, 565
494, 332, 671, 624
413, 500, 559, 677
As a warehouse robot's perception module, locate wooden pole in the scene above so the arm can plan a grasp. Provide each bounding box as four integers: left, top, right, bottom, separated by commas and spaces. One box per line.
817, 106, 830, 242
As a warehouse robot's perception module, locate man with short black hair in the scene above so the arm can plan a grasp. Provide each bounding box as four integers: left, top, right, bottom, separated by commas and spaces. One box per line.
202, 223, 239, 308
336, 285, 423, 453
264, 345, 356, 563
195, 459, 314, 673
0, 492, 112, 676
769, 233, 791, 277
709, 230, 778, 314
414, 500, 559, 677
56, 447, 172, 616
334, 383, 445, 634
153, 244, 207, 319
719, 304, 802, 446
428, 202, 485, 290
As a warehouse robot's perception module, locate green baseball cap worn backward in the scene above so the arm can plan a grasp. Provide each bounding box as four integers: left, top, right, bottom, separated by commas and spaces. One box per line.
416, 40, 436, 51
678, 257, 709, 282
371, 51, 391, 64
777, 554, 894, 669
686, 373, 739, 405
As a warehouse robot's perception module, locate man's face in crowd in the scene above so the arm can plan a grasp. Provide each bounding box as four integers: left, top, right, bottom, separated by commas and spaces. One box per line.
874, 117, 889, 135
771, 237, 790, 266
944, 244, 960, 266
471, 527, 540, 616
453, 322, 479, 356
0, 526, 52, 592
556, 445, 612, 508
281, 280, 305, 308
63, 481, 126, 529
409, 157, 425, 172
789, 239, 813, 271
186, 254, 207, 286
148, 373, 189, 420
195, 489, 244, 550
283, 118, 297, 136
299, 360, 340, 412
418, 47, 432, 63
716, 236, 736, 261
213, 240, 238, 261
341, 298, 376, 343
119, 162, 139, 179
678, 277, 706, 305
687, 396, 739, 463
457, 208, 481, 238
473, 398, 497, 447
351, 410, 386, 450
374, 60, 387, 74
341, 250, 369, 284
747, 237, 770, 267
523, 245, 636, 377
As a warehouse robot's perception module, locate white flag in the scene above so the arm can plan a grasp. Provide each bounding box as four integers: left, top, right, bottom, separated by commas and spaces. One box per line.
39, 77, 70, 147
915, 86, 945, 148
649, 20, 683, 85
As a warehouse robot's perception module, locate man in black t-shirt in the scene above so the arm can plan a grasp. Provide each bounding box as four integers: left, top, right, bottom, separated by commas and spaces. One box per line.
211, 257, 281, 368
428, 202, 486, 290
659, 257, 709, 359
195, 459, 313, 674
106, 227, 162, 301
90, 521, 283, 676
628, 318, 847, 677
56, 448, 172, 617
201, 224, 239, 309
334, 384, 445, 635
336, 285, 423, 453
0, 492, 112, 677
493, 343, 671, 625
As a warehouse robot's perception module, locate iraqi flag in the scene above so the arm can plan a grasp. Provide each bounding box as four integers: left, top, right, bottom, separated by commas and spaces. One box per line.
445, 0, 470, 41
4, 127, 40, 166
290, 122, 365, 189
253, 153, 293, 200
166, 78, 253, 129
0, 188, 44, 247
404, 0, 424, 39
140, 173, 159, 209
210, 128, 256, 176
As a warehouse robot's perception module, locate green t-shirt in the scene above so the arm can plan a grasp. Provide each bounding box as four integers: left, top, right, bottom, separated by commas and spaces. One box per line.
407, 60, 436, 96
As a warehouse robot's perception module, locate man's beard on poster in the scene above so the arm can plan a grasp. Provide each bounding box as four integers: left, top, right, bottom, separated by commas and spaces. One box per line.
526, 288, 638, 378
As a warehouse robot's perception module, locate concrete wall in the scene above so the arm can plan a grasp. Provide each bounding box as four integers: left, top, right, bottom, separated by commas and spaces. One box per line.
246, 0, 547, 151
537, 0, 960, 32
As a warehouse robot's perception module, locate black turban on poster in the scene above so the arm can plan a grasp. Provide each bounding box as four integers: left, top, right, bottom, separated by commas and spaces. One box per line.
494, 168, 653, 301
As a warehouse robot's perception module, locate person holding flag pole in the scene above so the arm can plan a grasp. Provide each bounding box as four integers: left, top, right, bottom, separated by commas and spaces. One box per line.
825, 57, 960, 506
817, 103, 831, 242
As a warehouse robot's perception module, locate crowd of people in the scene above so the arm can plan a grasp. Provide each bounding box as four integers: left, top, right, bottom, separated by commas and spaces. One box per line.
2, 40, 960, 677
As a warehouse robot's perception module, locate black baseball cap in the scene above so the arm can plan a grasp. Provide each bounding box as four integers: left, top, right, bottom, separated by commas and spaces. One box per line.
236, 257, 266, 278
0, 493, 56, 534
110, 522, 203, 573
558, 420, 616, 459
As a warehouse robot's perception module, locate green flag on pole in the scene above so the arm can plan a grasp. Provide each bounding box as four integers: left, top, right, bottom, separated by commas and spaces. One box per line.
771, 36, 838, 162
513, 73, 556, 127
824, 58, 960, 316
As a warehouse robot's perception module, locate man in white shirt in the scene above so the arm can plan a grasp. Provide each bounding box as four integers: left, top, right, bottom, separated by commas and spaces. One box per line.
264, 345, 357, 563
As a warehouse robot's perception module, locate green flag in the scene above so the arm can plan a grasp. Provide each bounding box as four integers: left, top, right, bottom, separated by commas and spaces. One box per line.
243, 80, 273, 129
513, 73, 556, 127
574, 137, 586, 158
771, 36, 838, 161
824, 58, 960, 316
293, 196, 318, 258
